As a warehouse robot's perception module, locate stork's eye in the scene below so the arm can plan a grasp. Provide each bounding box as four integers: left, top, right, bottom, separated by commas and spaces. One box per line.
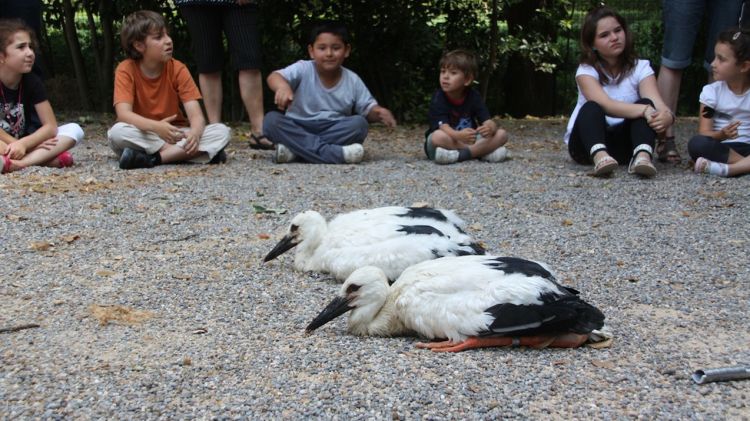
346, 284, 361, 294
290, 224, 299, 232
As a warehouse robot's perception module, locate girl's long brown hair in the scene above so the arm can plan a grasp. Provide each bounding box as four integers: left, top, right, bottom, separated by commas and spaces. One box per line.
579, 5, 637, 85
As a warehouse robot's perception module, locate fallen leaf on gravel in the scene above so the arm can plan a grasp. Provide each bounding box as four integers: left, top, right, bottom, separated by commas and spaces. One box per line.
181, 357, 192, 366
587, 338, 613, 349
258, 233, 270, 239
410, 202, 429, 208
252, 204, 287, 214
95, 270, 116, 277
6, 214, 28, 222
89, 304, 154, 326
562, 219, 573, 226
172, 274, 192, 280
465, 191, 473, 200
29, 241, 53, 251
681, 211, 690, 217
62, 234, 80, 243
591, 359, 615, 369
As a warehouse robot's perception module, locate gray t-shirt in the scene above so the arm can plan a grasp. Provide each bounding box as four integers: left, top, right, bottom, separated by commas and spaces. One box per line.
277, 60, 377, 121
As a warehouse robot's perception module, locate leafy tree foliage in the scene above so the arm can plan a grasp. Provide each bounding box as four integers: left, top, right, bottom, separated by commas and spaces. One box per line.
37, 0, 690, 121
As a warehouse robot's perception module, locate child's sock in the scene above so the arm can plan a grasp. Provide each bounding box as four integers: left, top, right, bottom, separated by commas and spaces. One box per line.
695, 157, 729, 177
457, 148, 472, 162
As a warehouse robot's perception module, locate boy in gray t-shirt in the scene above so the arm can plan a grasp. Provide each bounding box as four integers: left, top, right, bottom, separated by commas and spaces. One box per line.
263, 21, 396, 164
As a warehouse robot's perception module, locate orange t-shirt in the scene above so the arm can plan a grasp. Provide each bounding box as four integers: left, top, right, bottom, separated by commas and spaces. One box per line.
112, 58, 201, 127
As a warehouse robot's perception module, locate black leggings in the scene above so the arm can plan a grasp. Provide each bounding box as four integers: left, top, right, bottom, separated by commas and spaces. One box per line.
687, 135, 750, 162
568, 99, 656, 165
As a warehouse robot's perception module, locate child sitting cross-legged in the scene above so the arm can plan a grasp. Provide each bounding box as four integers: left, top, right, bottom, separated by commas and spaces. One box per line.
108, 10, 230, 170
424, 49, 509, 165
691, 28, 750, 177
263, 20, 396, 164
1, 18, 83, 174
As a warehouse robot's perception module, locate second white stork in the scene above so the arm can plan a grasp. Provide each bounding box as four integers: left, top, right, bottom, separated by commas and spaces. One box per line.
263, 206, 485, 281
305, 255, 605, 352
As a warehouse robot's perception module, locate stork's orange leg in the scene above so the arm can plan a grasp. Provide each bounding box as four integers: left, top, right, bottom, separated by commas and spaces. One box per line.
415, 333, 589, 352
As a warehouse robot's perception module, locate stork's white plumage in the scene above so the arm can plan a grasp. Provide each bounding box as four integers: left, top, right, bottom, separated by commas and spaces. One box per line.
263, 206, 485, 281
306, 255, 605, 352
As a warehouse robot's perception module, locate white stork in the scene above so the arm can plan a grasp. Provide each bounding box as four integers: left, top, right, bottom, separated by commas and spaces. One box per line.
306, 255, 606, 352
263, 206, 485, 281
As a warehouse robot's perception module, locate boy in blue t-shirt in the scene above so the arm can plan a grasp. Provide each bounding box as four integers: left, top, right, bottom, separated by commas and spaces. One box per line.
425, 49, 508, 164
264, 21, 396, 164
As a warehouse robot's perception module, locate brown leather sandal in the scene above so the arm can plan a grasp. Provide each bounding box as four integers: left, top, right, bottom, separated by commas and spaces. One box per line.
656, 136, 681, 163
248, 133, 275, 150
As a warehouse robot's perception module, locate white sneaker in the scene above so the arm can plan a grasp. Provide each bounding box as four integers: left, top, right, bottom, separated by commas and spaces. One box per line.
481, 146, 509, 162
342, 143, 364, 164
434, 147, 459, 164
274, 144, 296, 163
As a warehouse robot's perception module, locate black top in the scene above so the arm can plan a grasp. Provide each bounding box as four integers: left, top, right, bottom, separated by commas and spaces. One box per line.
426, 87, 490, 135
0, 72, 47, 138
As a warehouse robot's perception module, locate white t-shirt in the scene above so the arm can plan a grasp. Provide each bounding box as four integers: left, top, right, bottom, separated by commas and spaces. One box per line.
699, 81, 750, 145
564, 59, 654, 144
276, 60, 377, 121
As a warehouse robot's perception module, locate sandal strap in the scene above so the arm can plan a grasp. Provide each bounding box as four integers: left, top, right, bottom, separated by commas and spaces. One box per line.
589, 143, 607, 157
632, 143, 653, 157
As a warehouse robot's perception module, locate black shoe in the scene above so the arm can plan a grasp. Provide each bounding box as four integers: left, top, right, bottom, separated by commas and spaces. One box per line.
208, 148, 227, 164
119, 148, 159, 170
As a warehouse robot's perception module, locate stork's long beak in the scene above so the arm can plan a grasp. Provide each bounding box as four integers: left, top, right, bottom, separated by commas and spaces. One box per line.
263, 234, 299, 262
305, 296, 354, 333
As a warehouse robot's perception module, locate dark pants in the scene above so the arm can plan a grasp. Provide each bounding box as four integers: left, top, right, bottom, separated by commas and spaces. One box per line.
688, 135, 750, 162
263, 112, 369, 164
568, 99, 656, 165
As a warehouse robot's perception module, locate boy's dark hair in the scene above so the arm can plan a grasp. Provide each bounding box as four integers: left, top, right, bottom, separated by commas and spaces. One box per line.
120, 10, 167, 60
308, 20, 349, 45
439, 50, 479, 79
717, 27, 750, 62
0, 18, 37, 53
579, 5, 637, 86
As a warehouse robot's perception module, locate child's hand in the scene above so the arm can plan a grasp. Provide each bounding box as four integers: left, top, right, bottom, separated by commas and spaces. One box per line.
646, 108, 673, 133
5, 141, 27, 159
37, 137, 59, 150
374, 107, 397, 128
456, 128, 477, 144
477, 121, 497, 139
274, 86, 294, 110
720, 121, 741, 140
183, 130, 199, 155
153, 115, 184, 144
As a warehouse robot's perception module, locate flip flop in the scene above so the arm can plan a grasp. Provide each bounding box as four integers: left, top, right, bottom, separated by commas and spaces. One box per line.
248, 133, 275, 150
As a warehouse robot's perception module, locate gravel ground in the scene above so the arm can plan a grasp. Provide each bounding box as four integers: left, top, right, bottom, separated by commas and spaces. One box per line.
1, 117, 748, 419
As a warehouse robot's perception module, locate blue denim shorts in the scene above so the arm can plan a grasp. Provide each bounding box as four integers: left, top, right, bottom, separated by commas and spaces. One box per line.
661, 0, 743, 70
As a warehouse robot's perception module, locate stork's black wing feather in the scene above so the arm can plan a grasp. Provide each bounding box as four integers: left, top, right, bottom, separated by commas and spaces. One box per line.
480, 296, 605, 337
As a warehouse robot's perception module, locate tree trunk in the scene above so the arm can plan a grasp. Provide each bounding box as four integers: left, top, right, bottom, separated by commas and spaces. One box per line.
61, 0, 92, 110
480, 0, 499, 101
99, 0, 115, 113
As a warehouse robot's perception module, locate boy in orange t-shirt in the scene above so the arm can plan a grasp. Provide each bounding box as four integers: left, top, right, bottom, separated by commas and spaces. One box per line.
108, 10, 230, 170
